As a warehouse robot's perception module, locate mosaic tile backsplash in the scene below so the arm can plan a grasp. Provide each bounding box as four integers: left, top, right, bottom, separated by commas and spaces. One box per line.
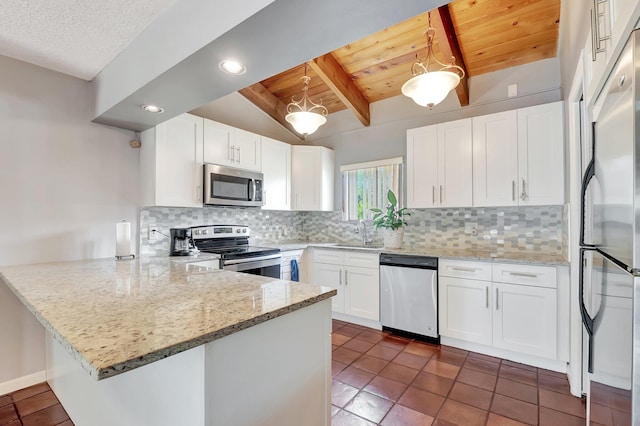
140, 205, 564, 257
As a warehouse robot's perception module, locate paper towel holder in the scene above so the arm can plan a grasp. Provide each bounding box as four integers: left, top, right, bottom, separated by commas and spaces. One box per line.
116, 220, 136, 261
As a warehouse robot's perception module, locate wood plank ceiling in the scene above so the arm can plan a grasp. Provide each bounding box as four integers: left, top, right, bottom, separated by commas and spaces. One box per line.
239, 0, 561, 137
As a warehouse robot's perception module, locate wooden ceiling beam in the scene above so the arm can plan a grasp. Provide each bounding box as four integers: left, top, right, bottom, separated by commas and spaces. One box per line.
431, 5, 469, 107
307, 54, 371, 127
238, 83, 303, 141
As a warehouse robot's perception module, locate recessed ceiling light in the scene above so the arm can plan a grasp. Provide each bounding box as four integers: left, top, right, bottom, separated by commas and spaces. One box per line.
141, 104, 164, 113
219, 60, 246, 75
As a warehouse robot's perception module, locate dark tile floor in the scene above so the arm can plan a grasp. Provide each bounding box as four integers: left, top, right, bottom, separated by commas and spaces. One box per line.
331, 319, 586, 426
0, 382, 72, 426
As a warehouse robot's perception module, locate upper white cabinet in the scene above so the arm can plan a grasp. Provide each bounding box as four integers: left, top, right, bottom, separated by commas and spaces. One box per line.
261, 137, 291, 211
140, 113, 204, 208
472, 110, 519, 206
291, 146, 334, 211
203, 119, 261, 172
407, 118, 473, 208
472, 101, 564, 207
517, 102, 564, 206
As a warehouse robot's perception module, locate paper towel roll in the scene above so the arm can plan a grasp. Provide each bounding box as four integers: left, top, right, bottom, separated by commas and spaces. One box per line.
116, 221, 131, 258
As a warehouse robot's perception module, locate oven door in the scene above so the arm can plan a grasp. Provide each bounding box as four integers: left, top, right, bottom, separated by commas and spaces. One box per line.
223, 254, 281, 279
203, 163, 263, 207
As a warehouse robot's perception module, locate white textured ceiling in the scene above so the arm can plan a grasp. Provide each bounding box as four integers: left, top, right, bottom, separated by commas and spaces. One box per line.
0, 0, 177, 81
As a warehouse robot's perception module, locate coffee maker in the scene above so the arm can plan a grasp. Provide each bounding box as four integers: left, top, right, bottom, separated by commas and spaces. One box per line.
170, 228, 193, 256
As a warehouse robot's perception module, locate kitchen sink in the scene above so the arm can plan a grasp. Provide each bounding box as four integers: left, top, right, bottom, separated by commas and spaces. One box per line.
331, 243, 385, 250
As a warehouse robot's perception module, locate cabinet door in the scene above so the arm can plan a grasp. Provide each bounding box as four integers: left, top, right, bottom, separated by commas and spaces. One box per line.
439, 277, 492, 345
344, 266, 379, 321
155, 114, 204, 207
312, 263, 344, 313
517, 102, 564, 206
438, 118, 473, 207
261, 137, 291, 210
292, 146, 320, 211
493, 282, 557, 359
203, 119, 233, 166
472, 111, 519, 207
235, 128, 261, 171
407, 126, 438, 208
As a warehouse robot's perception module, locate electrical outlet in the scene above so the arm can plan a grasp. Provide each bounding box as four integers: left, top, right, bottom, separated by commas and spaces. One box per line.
464, 223, 478, 236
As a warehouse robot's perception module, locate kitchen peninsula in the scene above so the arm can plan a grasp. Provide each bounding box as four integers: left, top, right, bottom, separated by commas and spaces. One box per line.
0, 256, 336, 426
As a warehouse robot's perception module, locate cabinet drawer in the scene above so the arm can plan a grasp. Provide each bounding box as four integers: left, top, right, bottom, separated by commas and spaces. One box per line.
313, 249, 344, 265
344, 252, 379, 269
439, 260, 492, 281
492, 263, 557, 289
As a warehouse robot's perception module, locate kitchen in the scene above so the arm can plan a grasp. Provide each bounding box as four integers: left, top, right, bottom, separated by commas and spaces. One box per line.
0, 0, 637, 425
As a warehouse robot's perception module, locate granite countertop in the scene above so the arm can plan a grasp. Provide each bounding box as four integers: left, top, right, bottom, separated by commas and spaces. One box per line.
269, 241, 568, 266
0, 256, 336, 381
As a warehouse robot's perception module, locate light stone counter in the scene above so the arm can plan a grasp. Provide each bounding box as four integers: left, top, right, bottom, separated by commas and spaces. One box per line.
0, 256, 336, 380
267, 241, 568, 266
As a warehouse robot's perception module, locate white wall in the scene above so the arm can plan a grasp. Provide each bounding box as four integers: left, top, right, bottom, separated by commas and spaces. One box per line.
0, 55, 139, 386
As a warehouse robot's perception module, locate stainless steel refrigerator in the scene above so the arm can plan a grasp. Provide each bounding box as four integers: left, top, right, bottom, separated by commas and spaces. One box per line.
580, 29, 640, 425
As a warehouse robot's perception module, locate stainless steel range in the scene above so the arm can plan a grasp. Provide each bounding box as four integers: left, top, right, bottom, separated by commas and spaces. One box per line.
191, 225, 281, 278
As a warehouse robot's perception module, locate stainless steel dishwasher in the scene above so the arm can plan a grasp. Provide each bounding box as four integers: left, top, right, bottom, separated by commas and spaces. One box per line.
380, 253, 438, 340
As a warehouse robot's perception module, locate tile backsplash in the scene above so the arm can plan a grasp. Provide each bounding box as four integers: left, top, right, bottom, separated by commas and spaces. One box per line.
140, 205, 564, 257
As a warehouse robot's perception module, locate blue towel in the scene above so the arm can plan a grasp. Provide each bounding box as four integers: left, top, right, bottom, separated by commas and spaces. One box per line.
290, 259, 299, 282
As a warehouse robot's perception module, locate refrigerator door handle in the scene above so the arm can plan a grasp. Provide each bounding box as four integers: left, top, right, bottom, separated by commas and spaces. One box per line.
579, 247, 595, 373
580, 122, 597, 247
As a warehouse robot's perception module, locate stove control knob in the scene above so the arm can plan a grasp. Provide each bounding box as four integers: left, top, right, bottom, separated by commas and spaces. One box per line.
202, 229, 208, 235
236, 229, 241, 233
242, 229, 247, 233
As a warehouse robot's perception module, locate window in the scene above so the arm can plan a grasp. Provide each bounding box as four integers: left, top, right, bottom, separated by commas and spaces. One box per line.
341, 157, 403, 221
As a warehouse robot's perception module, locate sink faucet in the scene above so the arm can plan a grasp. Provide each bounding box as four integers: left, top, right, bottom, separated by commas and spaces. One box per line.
357, 220, 373, 246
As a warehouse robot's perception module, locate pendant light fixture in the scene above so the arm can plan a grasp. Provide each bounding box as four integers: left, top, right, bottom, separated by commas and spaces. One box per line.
285, 64, 328, 136
401, 11, 465, 109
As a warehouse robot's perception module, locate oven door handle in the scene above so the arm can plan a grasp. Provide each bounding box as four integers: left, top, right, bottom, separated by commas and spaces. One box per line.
224, 254, 282, 266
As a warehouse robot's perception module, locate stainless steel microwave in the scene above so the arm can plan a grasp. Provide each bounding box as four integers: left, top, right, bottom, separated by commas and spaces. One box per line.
203, 164, 263, 207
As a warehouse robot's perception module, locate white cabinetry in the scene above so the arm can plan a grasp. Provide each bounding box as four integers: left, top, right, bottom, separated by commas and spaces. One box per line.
310, 249, 379, 322
203, 119, 261, 172
291, 146, 334, 211
472, 102, 564, 207
261, 137, 291, 210
280, 249, 305, 281
407, 118, 473, 208
439, 259, 559, 361
140, 113, 204, 208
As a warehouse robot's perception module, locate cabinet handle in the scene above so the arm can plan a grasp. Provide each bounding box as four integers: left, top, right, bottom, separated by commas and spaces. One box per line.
345, 271, 348, 286
520, 179, 527, 201
512, 180, 516, 202
432, 186, 435, 204
451, 267, 477, 273
495, 288, 499, 310
339, 269, 342, 285
508, 271, 539, 278
439, 185, 443, 204
485, 286, 489, 308
194, 123, 200, 203
230, 145, 235, 162
592, 0, 610, 61
236, 147, 241, 164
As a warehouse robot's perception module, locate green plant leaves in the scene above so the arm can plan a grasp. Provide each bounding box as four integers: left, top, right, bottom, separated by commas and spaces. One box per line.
369, 190, 411, 230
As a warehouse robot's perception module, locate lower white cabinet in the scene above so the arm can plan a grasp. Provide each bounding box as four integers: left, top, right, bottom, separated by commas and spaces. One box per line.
280, 249, 305, 281
439, 259, 558, 360
439, 277, 492, 346
310, 249, 379, 321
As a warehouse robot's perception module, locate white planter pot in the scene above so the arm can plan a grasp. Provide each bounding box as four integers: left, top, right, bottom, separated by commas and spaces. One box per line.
383, 228, 405, 249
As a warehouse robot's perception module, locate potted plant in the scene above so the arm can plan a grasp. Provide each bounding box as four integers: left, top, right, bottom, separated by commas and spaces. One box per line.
370, 190, 411, 249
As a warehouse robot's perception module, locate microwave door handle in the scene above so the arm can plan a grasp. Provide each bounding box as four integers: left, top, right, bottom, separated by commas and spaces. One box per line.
250, 179, 257, 201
